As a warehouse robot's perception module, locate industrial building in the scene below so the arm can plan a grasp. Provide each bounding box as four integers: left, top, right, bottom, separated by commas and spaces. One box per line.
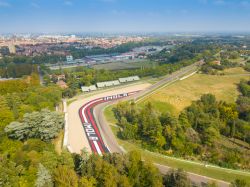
81, 76, 140, 93
81, 85, 97, 92
66, 55, 74, 63
119, 76, 140, 83
96, 80, 120, 88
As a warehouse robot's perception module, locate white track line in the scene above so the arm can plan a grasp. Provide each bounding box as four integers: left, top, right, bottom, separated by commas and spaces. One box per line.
93, 141, 103, 155
81, 93, 134, 155
81, 98, 103, 156
81, 98, 103, 123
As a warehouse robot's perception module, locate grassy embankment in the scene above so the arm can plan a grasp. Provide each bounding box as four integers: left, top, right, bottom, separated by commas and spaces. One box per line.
103, 67, 250, 183
139, 67, 250, 116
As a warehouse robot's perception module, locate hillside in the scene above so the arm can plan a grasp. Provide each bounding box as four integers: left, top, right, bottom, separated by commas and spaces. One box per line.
140, 67, 250, 115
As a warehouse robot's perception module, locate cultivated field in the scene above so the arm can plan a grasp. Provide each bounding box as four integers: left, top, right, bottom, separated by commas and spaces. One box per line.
139, 67, 250, 115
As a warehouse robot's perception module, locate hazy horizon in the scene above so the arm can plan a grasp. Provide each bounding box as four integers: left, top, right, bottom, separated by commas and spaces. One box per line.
1, 0, 250, 33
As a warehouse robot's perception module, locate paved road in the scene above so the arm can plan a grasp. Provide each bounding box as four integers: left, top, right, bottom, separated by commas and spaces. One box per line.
78, 60, 202, 155
93, 92, 231, 187
155, 164, 230, 187
92, 61, 233, 187
75, 61, 231, 186
79, 92, 139, 155
92, 61, 203, 154
37, 65, 44, 86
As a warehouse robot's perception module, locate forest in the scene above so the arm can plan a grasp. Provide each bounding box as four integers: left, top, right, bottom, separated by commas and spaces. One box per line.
0, 75, 214, 186
112, 81, 250, 170
0, 71, 203, 187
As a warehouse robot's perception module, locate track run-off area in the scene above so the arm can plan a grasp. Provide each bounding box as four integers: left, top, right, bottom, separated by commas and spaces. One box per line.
78, 91, 139, 155
65, 62, 250, 186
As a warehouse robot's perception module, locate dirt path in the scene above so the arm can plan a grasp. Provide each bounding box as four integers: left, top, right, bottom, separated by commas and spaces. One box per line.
67, 83, 151, 154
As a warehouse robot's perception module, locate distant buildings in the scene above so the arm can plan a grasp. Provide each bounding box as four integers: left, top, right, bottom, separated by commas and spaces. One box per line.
66, 55, 74, 63
81, 85, 97, 92
48, 74, 68, 89
212, 60, 221, 65
49, 74, 66, 81
96, 80, 120, 88
0, 35, 146, 55
85, 53, 135, 64
81, 76, 140, 93
8, 45, 16, 54
119, 76, 140, 83
56, 80, 68, 89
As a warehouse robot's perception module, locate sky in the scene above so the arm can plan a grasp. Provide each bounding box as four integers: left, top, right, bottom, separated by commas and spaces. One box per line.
0, 0, 250, 33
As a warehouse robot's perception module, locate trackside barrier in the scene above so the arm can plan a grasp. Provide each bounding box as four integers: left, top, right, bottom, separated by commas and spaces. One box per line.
63, 100, 71, 152
179, 71, 197, 80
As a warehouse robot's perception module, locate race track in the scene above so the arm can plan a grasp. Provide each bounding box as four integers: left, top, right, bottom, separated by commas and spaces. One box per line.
78, 92, 139, 155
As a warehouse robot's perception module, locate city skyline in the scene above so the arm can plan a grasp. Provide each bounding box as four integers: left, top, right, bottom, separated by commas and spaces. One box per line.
0, 0, 250, 33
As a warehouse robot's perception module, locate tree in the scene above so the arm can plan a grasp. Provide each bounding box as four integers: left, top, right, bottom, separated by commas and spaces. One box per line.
163, 169, 192, 187
236, 96, 250, 122
127, 151, 143, 186
4, 109, 64, 141
119, 117, 138, 140
231, 179, 247, 187
238, 80, 250, 97
4, 121, 29, 140
140, 163, 163, 187
35, 163, 53, 187
0, 156, 24, 187
58, 150, 75, 169
79, 176, 97, 187
54, 165, 78, 187
0, 96, 14, 130
219, 103, 238, 138
202, 127, 220, 146
41, 151, 58, 172
178, 112, 191, 128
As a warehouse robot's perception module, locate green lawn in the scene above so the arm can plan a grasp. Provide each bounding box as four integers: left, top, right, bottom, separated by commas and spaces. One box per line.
139, 68, 250, 116
104, 105, 250, 183
93, 60, 157, 70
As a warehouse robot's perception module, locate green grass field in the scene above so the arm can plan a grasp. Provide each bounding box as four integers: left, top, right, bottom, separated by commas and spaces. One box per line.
92, 60, 157, 70
139, 67, 250, 116
229, 57, 247, 65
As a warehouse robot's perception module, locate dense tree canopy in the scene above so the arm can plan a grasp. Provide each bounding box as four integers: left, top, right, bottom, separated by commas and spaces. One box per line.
113, 93, 250, 169
5, 109, 64, 141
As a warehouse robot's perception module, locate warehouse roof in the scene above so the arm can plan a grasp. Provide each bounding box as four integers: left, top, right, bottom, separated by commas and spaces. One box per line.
81, 85, 97, 92
96, 80, 120, 88
119, 76, 140, 83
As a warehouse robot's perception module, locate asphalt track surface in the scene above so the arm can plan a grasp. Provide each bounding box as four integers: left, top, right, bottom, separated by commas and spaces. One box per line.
76, 61, 232, 186
79, 91, 139, 155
